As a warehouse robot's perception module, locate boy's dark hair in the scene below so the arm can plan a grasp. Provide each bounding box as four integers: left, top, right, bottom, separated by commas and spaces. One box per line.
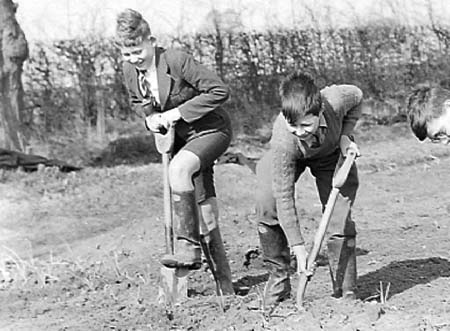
406, 86, 449, 140
115, 8, 152, 47
279, 72, 321, 125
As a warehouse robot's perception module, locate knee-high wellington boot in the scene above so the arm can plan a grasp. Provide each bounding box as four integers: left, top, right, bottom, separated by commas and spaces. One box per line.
258, 223, 291, 308
161, 191, 202, 270
202, 227, 234, 295
327, 235, 357, 299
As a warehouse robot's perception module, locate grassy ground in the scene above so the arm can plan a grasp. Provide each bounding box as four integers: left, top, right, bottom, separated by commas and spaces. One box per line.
1, 122, 450, 330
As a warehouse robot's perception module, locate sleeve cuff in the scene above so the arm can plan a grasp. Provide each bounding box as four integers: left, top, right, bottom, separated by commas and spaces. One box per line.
341, 122, 356, 136
279, 222, 305, 247
288, 237, 306, 246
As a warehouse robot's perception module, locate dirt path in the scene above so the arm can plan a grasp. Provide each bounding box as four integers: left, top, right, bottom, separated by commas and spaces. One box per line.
1, 123, 449, 330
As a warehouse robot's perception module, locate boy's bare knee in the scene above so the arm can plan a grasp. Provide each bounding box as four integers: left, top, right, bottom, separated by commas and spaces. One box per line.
169, 162, 196, 191
169, 170, 189, 191
169, 150, 201, 191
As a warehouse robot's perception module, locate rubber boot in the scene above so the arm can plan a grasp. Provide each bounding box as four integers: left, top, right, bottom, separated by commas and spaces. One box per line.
258, 223, 291, 308
161, 191, 202, 270
202, 228, 234, 295
327, 235, 357, 299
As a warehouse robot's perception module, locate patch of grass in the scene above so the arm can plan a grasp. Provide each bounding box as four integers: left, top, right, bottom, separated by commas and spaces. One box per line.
0, 244, 151, 293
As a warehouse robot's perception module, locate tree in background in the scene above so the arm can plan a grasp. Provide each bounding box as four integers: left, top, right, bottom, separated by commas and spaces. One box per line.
0, 0, 28, 151
201, 4, 244, 81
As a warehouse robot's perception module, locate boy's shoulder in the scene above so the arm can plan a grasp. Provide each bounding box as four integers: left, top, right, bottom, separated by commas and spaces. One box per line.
161, 47, 196, 76
270, 113, 298, 152
321, 84, 362, 99
122, 62, 138, 89
163, 47, 190, 63
320, 84, 363, 113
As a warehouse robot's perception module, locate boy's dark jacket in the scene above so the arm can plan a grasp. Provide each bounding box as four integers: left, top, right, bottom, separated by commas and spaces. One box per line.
122, 47, 231, 137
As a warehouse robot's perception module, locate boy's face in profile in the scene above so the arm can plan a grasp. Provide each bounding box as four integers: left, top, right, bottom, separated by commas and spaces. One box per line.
120, 37, 155, 70
285, 112, 321, 139
427, 102, 450, 144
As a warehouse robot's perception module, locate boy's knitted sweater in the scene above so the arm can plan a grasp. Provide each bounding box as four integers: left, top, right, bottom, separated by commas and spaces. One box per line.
270, 85, 363, 246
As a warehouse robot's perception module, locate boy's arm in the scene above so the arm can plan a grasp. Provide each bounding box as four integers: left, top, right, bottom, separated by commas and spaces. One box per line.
322, 85, 363, 136
271, 117, 304, 246
171, 50, 230, 123
272, 147, 305, 246
127, 88, 155, 118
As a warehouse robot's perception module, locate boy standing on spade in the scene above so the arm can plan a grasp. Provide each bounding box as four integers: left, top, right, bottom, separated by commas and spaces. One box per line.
115, 8, 234, 294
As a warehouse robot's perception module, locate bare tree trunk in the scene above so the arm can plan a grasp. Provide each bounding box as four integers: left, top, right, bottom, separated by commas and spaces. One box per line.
0, 0, 28, 151
96, 87, 105, 144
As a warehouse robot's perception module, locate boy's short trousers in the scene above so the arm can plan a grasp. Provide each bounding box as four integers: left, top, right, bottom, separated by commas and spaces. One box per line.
173, 129, 231, 203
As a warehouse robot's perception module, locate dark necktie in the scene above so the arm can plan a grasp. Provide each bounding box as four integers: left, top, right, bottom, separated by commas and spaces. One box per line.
138, 70, 159, 108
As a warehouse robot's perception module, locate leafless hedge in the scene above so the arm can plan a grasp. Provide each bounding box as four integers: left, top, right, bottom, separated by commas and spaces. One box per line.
22, 24, 450, 136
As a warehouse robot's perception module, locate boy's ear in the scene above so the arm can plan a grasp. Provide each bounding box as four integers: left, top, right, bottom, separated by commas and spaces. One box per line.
444, 99, 450, 110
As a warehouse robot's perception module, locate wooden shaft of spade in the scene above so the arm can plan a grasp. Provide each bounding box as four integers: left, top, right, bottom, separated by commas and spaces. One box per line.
155, 126, 176, 256
162, 152, 174, 255
296, 149, 357, 307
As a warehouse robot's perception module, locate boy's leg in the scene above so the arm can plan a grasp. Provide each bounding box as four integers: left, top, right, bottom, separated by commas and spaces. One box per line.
170, 131, 234, 292
255, 151, 305, 307
161, 150, 202, 270
196, 170, 234, 294
310, 150, 359, 298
